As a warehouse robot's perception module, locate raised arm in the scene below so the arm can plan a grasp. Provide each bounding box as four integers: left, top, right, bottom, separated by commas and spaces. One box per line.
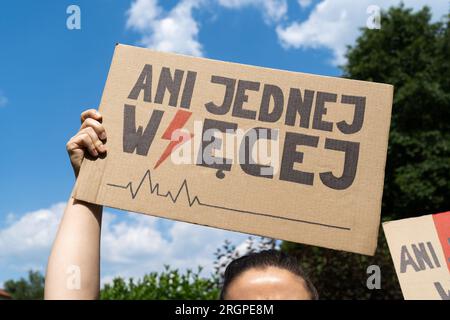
45, 109, 107, 300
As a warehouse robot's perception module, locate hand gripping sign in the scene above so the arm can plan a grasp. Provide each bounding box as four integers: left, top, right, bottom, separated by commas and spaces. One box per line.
74, 44, 393, 255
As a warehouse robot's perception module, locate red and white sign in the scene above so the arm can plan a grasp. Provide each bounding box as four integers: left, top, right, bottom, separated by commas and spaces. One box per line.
383, 211, 450, 300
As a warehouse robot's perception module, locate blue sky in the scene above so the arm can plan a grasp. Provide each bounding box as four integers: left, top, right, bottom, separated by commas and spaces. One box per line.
0, 0, 446, 286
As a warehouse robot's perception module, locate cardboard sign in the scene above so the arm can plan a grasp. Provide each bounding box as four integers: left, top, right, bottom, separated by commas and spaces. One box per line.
383, 212, 450, 300
74, 44, 393, 255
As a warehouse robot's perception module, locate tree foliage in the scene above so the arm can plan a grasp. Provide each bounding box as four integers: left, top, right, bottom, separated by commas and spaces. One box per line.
3, 270, 45, 300
100, 266, 219, 300
283, 4, 450, 300
343, 4, 450, 218
282, 234, 402, 300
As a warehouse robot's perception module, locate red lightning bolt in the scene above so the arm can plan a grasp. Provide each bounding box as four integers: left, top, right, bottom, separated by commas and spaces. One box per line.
154, 110, 193, 169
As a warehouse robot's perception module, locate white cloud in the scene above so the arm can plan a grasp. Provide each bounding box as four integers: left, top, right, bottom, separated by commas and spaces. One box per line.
126, 0, 162, 30
298, 0, 312, 8
0, 91, 7, 108
0, 203, 65, 257
0, 202, 250, 286
0, 203, 65, 278
127, 0, 204, 56
218, 0, 288, 23
276, 0, 448, 65
125, 0, 447, 66
125, 0, 289, 57
100, 211, 249, 284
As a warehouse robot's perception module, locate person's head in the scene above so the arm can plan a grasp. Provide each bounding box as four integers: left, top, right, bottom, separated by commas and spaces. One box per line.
220, 250, 318, 300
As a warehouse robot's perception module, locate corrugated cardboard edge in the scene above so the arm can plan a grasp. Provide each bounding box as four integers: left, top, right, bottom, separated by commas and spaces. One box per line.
72, 45, 121, 203
367, 85, 394, 255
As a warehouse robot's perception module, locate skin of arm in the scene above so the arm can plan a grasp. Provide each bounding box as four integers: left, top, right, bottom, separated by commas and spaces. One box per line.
44, 198, 102, 299
45, 109, 107, 300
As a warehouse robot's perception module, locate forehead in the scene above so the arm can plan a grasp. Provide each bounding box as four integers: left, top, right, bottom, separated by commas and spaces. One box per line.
225, 266, 312, 300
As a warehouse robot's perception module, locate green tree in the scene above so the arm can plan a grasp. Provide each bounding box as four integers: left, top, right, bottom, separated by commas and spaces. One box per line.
283, 4, 450, 299
100, 266, 219, 300
344, 4, 450, 218
282, 235, 402, 300
2, 267, 219, 300
3, 270, 45, 300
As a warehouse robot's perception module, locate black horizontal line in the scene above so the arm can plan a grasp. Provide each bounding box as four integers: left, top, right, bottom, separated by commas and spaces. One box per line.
106, 170, 351, 231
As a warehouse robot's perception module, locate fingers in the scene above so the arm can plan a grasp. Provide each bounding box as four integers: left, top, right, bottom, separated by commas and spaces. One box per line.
67, 132, 98, 157
80, 118, 107, 140
73, 109, 107, 157
80, 109, 102, 124
67, 127, 106, 157
82, 127, 107, 155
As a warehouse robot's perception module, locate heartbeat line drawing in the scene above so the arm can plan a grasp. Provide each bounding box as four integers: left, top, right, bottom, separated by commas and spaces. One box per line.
106, 170, 351, 231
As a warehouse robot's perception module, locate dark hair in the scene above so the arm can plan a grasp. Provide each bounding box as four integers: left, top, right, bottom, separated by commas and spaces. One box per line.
220, 250, 318, 300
